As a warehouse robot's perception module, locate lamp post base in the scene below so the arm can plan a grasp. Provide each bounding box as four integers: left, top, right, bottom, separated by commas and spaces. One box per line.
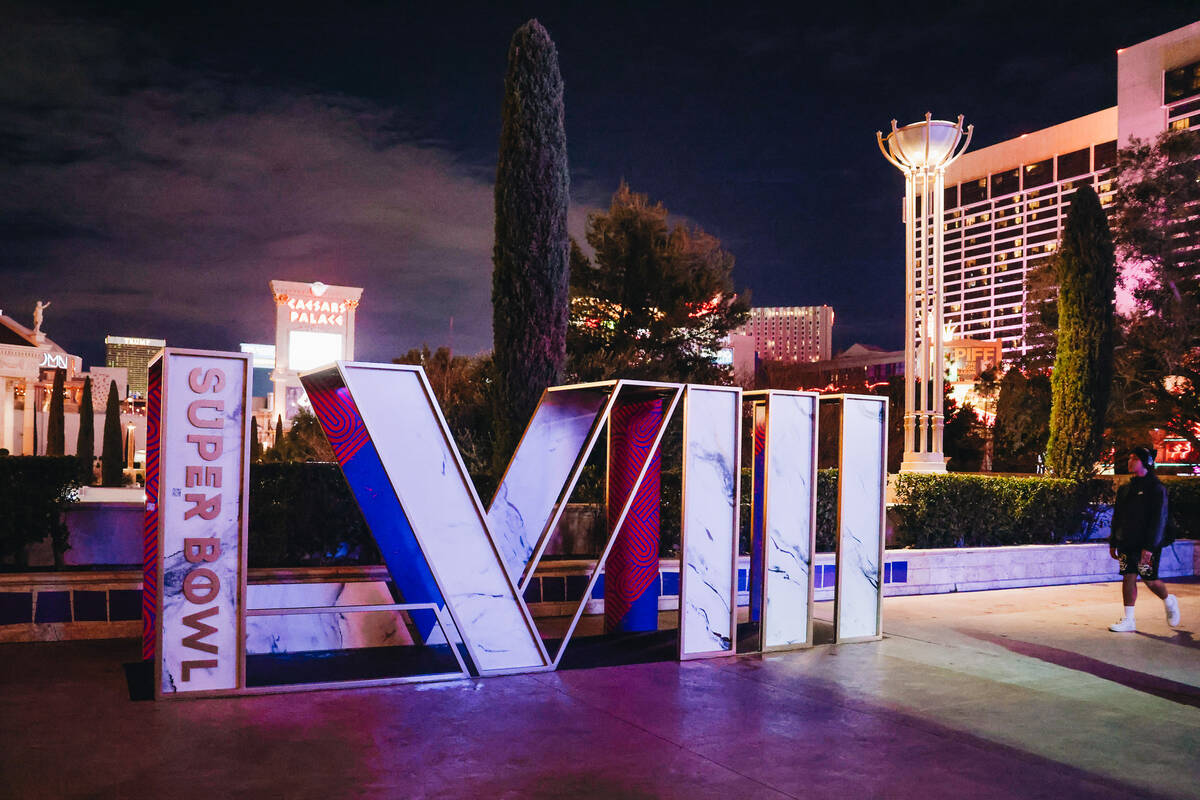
900, 452, 948, 473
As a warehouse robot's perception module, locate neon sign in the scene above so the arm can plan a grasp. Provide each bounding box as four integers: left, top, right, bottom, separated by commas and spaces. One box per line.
287, 297, 347, 327
40, 353, 69, 369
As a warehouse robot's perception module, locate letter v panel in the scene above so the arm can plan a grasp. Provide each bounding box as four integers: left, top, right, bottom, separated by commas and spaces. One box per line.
327, 363, 548, 675
302, 367, 446, 643
486, 387, 612, 585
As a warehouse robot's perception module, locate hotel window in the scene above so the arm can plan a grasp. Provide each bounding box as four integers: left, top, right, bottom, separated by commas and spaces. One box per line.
1023, 159, 1053, 189
944, 185, 959, 209
961, 178, 987, 206
1165, 59, 1200, 104
1094, 141, 1117, 171
990, 168, 1020, 198
1057, 149, 1090, 179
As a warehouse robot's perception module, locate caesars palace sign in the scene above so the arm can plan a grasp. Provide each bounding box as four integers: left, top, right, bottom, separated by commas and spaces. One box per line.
143, 350, 887, 698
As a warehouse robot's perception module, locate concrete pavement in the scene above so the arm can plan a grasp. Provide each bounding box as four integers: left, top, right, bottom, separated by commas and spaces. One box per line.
1, 579, 1197, 799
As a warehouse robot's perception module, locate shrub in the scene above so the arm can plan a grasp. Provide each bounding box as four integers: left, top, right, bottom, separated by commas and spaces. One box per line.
0, 456, 87, 567
1160, 477, 1199, 541
893, 473, 1112, 549
247, 462, 380, 568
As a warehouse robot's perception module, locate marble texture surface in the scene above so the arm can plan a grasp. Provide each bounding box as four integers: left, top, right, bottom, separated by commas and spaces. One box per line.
762, 392, 818, 649
835, 396, 886, 641
486, 389, 608, 581
245, 582, 414, 655
680, 386, 740, 657
341, 364, 546, 674
158, 354, 246, 694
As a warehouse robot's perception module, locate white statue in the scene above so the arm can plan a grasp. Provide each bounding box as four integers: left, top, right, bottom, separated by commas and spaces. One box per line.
33, 300, 50, 335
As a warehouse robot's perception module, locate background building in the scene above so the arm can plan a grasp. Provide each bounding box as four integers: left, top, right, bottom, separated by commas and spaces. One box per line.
733, 305, 833, 364
269, 280, 362, 424
935, 21, 1200, 357
105, 336, 165, 399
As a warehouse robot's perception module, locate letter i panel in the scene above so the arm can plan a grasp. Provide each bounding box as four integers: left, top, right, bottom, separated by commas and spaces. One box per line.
746, 391, 819, 651
679, 385, 741, 659
826, 394, 887, 643
148, 349, 251, 698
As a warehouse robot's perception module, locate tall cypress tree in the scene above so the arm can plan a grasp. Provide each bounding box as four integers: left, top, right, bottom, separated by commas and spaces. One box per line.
250, 416, 262, 461
1046, 184, 1116, 476
101, 381, 123, 486
491, 19, 570, 472
46, 368, 66, 455
76, 376, 95, 479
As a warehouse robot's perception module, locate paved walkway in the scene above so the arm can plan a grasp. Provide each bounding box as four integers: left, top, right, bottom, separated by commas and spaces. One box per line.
2, 580, 1197, 799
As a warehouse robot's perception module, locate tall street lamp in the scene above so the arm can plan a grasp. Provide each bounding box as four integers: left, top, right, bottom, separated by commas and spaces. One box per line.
878, 113, 972, 473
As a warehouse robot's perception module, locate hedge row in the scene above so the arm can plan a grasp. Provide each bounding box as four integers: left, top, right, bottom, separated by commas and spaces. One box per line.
893, 474, 1113, 548
247, 462, 380, 567
3, 456, 1196, 570
0, 456, 88, 566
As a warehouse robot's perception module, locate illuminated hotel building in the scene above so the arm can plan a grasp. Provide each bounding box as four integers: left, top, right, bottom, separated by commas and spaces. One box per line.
105, 335, 166, 399
269, 280, 362, 423
735, 305, 833, 363
936, 21, 1200, 356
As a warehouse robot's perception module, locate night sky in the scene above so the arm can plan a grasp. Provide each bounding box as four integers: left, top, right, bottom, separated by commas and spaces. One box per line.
3, 1, 1197, 369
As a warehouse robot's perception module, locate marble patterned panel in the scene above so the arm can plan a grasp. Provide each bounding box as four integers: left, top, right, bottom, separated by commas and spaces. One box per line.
487, 389, 608, 581
158, 353, 247, 694
245, 582, 414, 654
762, 392, 818, 649
680, 386, 740, 657
835, 396, 886, 641
341, 364, 546, 674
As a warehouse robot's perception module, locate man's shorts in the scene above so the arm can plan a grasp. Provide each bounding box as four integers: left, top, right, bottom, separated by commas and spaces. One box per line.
1118, 548, 1161, 580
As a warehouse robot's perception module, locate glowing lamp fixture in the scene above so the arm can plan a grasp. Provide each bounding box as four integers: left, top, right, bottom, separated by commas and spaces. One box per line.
879, 115, 971, 172
876, 112, 973, 474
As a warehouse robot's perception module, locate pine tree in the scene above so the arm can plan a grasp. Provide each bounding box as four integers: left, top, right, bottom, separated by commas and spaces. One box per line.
567, 183, 750, 384
1046, 184, 1116, 476
101, 381, 123, 486
46, 368, 66, 455
275, 415, 284, 449
76, 376, 95, 480
491, 19, 570, 472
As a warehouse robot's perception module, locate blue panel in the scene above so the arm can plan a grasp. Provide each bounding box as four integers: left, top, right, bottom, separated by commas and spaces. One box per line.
660, 570, 680, 597
892, 561, 908, 583
0, 592, 32, 624
738, 568, 748, 593
340, 439, 445, 640
523, 580, 542, 604
109, 590, 141, 621
884, 562, 892, 584
34, 591, 70, 623
566, 575, 590, 602
542, 577, 565, 602
591, 574, 605, 599
73, 590, 107, 621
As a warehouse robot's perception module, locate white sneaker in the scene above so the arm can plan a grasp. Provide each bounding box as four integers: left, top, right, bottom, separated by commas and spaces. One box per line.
1109, 617, 1137, 632
1165, 595, 1181, 627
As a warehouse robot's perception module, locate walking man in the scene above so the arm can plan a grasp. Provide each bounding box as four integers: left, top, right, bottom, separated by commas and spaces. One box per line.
1108, 446, 1181, 632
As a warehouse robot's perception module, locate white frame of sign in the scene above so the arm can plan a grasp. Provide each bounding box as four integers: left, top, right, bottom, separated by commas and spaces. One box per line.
150, 348, 252, 700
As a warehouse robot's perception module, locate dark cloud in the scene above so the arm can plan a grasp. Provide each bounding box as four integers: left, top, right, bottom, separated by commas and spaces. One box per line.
0, 5, 591, 367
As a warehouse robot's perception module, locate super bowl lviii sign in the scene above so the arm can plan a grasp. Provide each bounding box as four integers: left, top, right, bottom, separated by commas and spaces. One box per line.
145, 353, 886, 697
143, 349, 251, 698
